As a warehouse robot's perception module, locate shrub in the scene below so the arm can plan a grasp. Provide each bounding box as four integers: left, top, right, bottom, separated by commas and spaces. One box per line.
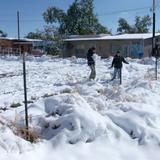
46, 46, 60, 56
10, 103, 21, 108
15, 126, 39, 143
42, 93, 55, 98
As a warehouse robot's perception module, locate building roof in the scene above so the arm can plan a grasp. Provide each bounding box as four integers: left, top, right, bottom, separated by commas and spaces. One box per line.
0, 37, 43, 42
64, 33, 160, 41
0, 37, 54, 47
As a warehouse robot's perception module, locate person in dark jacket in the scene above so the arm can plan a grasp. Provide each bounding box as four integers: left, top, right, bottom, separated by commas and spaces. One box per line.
87, 47, 96, 79
111, 51, 129, 80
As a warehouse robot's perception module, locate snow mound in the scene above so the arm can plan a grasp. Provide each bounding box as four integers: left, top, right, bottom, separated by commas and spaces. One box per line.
41, 93, 107, 144
0, 124, 32, 154
106, 102, 160, 146
139, 57, 156, 65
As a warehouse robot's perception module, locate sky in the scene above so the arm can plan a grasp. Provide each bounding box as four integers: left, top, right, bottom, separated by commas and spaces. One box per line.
0, 0, 160, 38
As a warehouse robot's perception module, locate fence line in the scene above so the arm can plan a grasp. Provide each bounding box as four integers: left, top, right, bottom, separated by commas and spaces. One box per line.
0, 47, 21, 56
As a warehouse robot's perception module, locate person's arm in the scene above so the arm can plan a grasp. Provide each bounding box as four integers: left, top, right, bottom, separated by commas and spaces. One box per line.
122, 57, 129, 64
111, 58, 115, 67
87, 51, 90, 59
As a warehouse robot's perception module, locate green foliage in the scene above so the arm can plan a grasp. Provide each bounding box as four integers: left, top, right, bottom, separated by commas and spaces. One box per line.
43, 7, 66, 24
25, 26, 56, 41
25, 26, 63, 56
117, 15, 151, 34
117, 18, 133, 34
46, 46, 60, 56
0, 29, 7, 37
43, 0, 110, 35
134, 15, 151, 33
25, 31, 44, 39
10, 102, 21, 108
43, 7, 66, 34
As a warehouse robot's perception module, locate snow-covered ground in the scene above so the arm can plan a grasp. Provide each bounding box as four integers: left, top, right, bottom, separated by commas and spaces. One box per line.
0, 55, 160, 160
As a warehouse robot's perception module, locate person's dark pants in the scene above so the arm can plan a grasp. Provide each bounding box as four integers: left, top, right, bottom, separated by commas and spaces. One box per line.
89, 64, 96, 79
111, 68, 121, 80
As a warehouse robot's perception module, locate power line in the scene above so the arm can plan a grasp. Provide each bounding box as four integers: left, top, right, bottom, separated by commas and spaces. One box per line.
0, 6, 154, 23
0, 19, 43, 22
97, 6, 151, 17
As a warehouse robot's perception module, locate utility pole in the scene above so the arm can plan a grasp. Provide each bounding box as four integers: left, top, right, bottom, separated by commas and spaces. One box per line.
17, 11, 29, 132
120, 69, 122, 85
17, 11, 20, 40
152, 0, 157, 80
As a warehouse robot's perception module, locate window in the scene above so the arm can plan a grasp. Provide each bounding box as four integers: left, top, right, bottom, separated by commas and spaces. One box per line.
131, 42, 143, 58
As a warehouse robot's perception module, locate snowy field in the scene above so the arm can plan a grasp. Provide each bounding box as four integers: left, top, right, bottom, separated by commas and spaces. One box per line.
0, 55, 160, 160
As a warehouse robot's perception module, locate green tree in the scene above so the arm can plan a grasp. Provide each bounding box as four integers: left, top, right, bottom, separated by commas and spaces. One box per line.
25, 26, 57, 40
25, 30, 44, 39
25, 26, 62, 56
43, 0, 110, 35
134, 15, 151, 33
117, 18, 133, 34
117, 15, 151, 34
0, 29, 7, 37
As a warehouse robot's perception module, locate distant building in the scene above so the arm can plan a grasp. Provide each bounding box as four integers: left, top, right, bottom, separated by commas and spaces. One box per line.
0, 37, 51, 56
63, 33, 160, 58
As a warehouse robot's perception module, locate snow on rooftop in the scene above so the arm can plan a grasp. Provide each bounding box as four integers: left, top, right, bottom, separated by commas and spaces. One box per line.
0, 37, 43, 42
64, 33, 160, 41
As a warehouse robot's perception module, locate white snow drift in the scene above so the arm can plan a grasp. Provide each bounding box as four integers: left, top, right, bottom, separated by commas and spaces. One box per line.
0, 55, 160, 160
